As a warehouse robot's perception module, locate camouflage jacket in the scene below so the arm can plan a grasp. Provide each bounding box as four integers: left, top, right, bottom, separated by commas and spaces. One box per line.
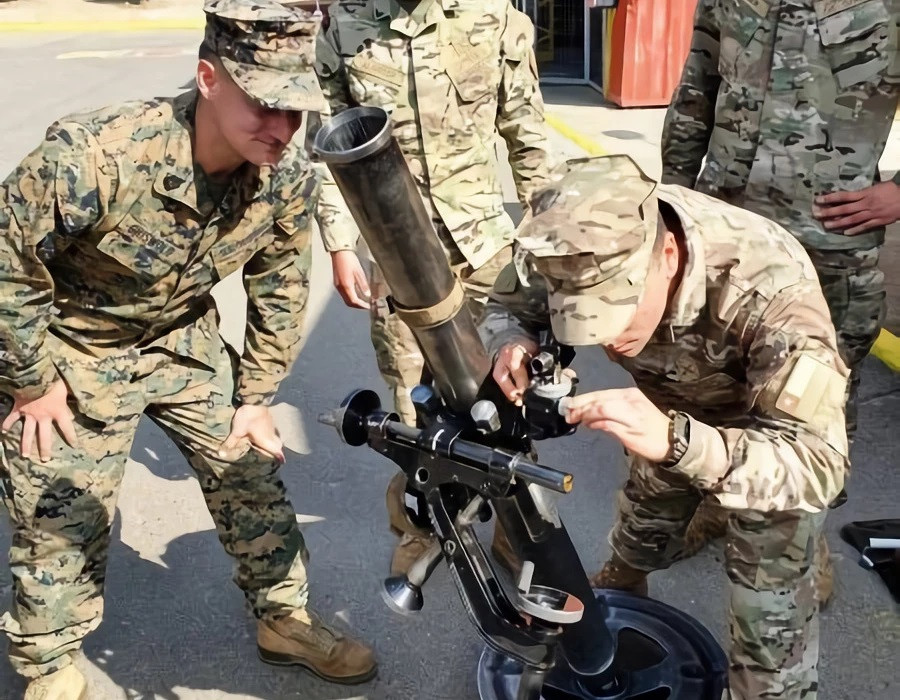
482, 185, 850, 513
0, 91, 315, 406
661, 0, 899, 252
315, 0, 552, 268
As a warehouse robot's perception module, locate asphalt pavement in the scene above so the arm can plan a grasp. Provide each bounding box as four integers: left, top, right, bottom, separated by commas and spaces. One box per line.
0, 28, 898, 700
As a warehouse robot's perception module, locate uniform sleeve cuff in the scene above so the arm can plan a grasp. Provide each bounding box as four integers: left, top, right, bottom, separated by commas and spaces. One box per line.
234, 386, 277, 408
6, 359, 60, 401
320, 227, 360, 253
668, 415, 729, 489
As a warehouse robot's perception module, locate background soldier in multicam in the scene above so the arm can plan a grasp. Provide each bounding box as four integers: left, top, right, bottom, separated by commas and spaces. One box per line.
0, 2, 375, 697
483, 155, 849, 699
313, 0, 553, 574
660, 0, 899, 577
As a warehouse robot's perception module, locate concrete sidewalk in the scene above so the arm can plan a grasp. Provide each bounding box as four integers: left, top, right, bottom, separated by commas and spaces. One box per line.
0, 0, 205, 28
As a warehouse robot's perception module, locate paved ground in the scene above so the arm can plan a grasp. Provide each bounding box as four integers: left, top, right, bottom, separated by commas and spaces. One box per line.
0, 0, 205, 25
0, 28, 898, 700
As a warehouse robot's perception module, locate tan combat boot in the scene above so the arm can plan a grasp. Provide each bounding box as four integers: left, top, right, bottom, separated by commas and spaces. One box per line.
24, 665, 87, 700
386, 471, 438, 576
814, 533, 834, 610
257, 609, 376, 685
590, 553, 650, 597
391, 532, 437, 576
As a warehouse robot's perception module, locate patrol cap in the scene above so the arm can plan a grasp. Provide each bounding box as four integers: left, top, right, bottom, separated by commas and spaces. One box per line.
518, 155, 659, 346
203, 0, 325, 112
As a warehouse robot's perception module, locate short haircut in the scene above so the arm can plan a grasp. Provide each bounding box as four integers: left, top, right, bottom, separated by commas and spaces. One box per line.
198, 42, 218, 62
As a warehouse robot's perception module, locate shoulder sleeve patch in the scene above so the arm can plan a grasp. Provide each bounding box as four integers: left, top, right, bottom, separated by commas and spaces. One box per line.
776, 353, 847, 423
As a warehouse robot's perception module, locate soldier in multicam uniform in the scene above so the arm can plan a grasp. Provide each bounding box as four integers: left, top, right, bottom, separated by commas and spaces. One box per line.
313, 0, 553, 574
660, 0, 899, 581
483, 155, 849, 699
0, 2, 375, 697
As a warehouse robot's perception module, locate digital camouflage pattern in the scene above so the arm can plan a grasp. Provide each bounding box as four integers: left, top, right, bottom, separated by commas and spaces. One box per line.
314, 0, 552, 267
0, 86, 316, 676
0, 339, 310, 678
0, 91, 315, 406
203, 0, 325, 111
482, 158, 851, 698
661, 0, 899, 253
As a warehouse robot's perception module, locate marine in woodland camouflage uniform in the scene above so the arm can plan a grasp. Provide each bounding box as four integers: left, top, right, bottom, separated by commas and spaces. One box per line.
481, 155, 849, 699
0, 0, 375, 692
661, 0, 899, 439
313, 0, 552, 569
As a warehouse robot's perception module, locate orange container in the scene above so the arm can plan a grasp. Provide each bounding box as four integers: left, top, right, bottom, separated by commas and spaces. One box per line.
604, 0, 699, 108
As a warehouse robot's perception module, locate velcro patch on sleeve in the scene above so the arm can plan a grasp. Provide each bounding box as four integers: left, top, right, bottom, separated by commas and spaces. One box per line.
775, 353, 846, 423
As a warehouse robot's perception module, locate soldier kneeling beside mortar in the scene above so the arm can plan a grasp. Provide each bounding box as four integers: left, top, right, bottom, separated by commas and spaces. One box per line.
482, 155, 849, 700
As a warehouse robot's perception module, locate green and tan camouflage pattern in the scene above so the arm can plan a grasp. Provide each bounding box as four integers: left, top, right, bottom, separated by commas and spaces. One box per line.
0, 90, 316, 407
482, 164, 850, 697
607, 465, 826, 700
661, 0, 899, 252
515, 156, 659, 346
483, 170, 849, 515
805, 245, 885, 438
203, 0, 325, 111
0, 336, 309, 678
314, 0, 553, 268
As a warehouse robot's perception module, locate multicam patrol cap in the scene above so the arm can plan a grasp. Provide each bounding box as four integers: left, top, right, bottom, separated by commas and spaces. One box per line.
203, 0, 325, 111
517, 155, 659, 346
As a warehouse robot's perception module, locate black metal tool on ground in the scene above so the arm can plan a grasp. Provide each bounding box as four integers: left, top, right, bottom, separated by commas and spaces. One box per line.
841, 519, 900, 602
314, 106, 728, 700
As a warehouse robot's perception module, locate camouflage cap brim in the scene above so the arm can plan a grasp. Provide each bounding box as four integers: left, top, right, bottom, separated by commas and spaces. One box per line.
548, 283, 639, 346
220, 55, 325, 112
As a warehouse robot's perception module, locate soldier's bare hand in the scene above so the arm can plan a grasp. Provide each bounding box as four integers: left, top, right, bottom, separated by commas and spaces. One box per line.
493, 339, 539, 406
219, 404, 285, 463
1, 380, 79, 462
814, 182, 900, 236
564, 388, 671, 462
331, 250, 371, 309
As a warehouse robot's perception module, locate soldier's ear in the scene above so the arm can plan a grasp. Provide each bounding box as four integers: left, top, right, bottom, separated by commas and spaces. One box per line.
196, 58, 220, 100
660, 231, 680, 280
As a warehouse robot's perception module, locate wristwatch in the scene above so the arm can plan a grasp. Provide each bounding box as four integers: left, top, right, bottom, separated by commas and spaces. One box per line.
661, 410, 690, 467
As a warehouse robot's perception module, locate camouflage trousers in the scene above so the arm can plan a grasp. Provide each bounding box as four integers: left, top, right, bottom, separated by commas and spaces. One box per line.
0, 333, 309, 678
371, 245, 512, 537
806, 246, 886, 441
609, 455, 824, 700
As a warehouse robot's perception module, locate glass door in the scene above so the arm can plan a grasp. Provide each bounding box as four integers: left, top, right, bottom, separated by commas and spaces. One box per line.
516, 0, 586, 81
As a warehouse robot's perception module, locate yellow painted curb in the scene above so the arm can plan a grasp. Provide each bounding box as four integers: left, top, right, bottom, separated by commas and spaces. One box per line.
871, 328, 900, 372
545, 113, 606, 156
0, 18, 204, 33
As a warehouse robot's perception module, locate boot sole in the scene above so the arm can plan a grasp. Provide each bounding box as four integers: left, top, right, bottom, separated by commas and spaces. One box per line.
257, 647, 377, 685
